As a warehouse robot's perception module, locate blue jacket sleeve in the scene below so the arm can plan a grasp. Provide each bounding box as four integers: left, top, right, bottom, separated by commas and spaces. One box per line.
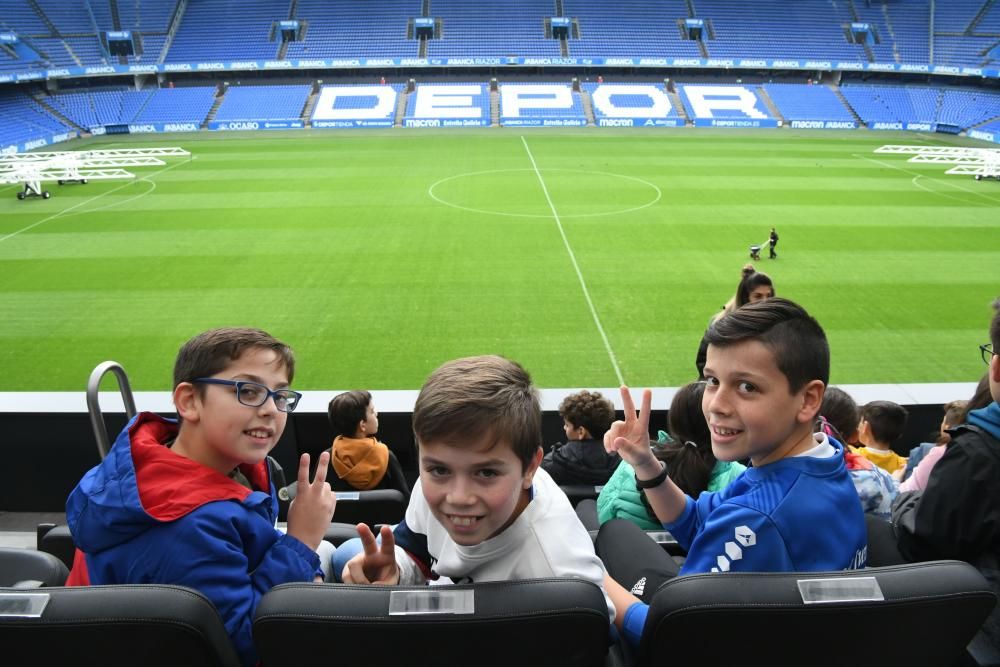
155, 509, 320, 667
673, 501, 791, 575
622, 601, 649, 649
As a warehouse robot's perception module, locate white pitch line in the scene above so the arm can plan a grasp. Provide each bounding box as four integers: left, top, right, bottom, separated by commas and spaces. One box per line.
0, 159, 188, 245
521, 135, 625, 386
856, 153, 1000, 206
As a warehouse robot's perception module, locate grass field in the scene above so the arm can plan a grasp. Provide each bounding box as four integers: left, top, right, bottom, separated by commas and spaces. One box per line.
0, 127, 997, 392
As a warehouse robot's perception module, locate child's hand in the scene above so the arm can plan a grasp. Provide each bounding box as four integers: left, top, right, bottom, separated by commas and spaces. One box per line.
605, 386, 661, 478
286, 452, 337, 551
342, 524, 400, 585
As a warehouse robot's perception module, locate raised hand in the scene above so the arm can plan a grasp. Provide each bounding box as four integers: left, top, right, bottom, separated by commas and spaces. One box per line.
604, 386, 659, 475
342, 524, 400, 585
286, 452, 336, 551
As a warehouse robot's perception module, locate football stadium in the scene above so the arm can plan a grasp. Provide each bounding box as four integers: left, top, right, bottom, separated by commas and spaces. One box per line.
1, 1, 1000, 665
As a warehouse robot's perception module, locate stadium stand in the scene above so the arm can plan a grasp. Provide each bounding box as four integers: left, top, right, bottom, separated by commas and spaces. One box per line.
762, 83, 857, 124
132, 86, 216, 124
696, 0, 865, 62
312, 83, 404, 128
166, 0, 285, 62
213, 84, 311, 122
840, 83, 1000, 130
499, 82, 586, 126
0, 90, 71, 150
563, 0, 700, 59
403, 82, 490, 126
677, 83, 774, 121
286, 0, 418, 60
582, 82, 685, 122
427, 0, 561, 58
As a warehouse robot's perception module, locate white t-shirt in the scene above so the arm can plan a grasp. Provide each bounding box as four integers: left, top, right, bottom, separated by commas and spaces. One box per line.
393, 468, 614, 621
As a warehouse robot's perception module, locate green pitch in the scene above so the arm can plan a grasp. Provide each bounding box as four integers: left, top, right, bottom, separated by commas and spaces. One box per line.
0, 128, 997, 391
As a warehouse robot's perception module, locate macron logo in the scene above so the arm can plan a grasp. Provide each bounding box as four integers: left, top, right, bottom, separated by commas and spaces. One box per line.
711, 526, 756, 573
630, 577, 646, 596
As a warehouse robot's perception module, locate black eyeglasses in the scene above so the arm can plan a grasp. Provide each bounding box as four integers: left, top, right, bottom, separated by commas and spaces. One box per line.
982, 344, 997, 366
193, 378, 302, 413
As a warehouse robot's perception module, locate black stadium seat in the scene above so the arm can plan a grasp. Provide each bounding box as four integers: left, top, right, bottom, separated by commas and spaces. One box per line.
254, 578, 613, 667
635, 560, 996, 667
330, 488, 407, 525
0, 547, 68, 588
0, 584, 241, 667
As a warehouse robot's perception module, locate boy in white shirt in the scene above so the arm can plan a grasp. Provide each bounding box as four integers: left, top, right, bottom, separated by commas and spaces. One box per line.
339, 355, 614, 621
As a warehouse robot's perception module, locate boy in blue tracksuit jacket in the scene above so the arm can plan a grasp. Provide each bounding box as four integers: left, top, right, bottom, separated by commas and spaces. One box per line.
66, 328, 337, 667
598, 299, 867, 648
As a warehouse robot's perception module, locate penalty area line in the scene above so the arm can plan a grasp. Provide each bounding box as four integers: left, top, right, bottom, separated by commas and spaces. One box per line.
520, 135, 625, 386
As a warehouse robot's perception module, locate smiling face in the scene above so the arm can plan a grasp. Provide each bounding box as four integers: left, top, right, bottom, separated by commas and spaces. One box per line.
702, 340, 823, 467
173, 347, 290, 475
418, 433, 543, 547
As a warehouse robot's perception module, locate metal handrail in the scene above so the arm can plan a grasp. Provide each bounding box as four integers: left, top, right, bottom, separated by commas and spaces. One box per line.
86, 361, 137, 460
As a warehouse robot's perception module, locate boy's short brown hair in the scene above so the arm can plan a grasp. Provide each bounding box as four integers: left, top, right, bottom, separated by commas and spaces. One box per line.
558, 390, 616, 440
705, 297, 829, 392
173, 327, 295, 389
328, 390, 373, 437
412, 355, 542, 471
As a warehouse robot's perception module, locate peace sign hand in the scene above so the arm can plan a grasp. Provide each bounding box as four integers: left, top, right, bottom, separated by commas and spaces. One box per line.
604, 386, 660, 476
286, 452, 337, 551
342, 524, 400, 585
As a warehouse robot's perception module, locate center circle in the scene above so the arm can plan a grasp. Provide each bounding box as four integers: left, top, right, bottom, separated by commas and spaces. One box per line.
428, 168, 662, 219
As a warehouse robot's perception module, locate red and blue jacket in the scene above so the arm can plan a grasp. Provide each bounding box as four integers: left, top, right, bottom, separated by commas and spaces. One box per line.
66, 412, 321, 667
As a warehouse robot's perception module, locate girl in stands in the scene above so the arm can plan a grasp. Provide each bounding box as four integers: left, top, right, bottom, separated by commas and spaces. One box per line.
694, 265, 775, 378
596, 382, 745, 530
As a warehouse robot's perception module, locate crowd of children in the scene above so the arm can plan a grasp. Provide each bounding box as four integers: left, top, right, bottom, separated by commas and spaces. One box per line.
63, 292, 1000, 664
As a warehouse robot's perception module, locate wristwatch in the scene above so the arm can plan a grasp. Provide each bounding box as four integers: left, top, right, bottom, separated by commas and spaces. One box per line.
635, 460, 668, 489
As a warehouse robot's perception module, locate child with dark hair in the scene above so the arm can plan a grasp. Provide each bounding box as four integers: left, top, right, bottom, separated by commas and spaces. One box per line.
695, 265, 775, 378
820, 386, 898, 519
896, 298, 1000, 657
597, 382, 745, 529
852, 400, 909, 475
541, 390, 620, 485
66, 328, 336, 667
599, 298, 866, 649
327, 390, 408, 496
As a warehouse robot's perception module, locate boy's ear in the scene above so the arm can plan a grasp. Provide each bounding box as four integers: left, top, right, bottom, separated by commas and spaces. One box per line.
991, 354, 1000, 385
522, 447, 544, 488
173, 382, 201, 423
795, 380, 825, 425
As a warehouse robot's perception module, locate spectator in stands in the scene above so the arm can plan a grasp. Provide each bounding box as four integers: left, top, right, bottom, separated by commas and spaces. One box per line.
895, 298, 1000, 658
337, 356, 613, 621
599, 299, 866, 649
65, 328, 336, 667
768, 227, 779, 259
542, 390, 619, 486
695, 265, 775, 377
596, 381, 745, 530
819, 387, 898, 519
328, 390, 409, 497
851, 400, 909, 475
898, 398, 969, 490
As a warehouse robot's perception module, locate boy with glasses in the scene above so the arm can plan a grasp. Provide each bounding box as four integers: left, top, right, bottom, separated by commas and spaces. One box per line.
66, 327, 336, 667
896, 298, 1000, 658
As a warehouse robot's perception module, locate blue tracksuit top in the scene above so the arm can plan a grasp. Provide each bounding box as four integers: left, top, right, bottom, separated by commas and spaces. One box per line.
622, 435, 867, 646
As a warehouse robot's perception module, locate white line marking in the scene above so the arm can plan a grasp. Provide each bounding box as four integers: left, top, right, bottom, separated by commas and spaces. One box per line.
857, 153, 1000, 205
0, 159, 187, 245
428, 168, 661, 219
521, 135, 625, 386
